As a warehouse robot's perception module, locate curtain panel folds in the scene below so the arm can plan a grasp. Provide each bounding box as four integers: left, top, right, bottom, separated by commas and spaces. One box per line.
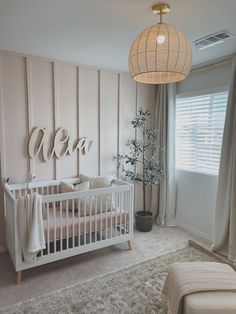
151, 84, 176, 226
212, 55, 236, 263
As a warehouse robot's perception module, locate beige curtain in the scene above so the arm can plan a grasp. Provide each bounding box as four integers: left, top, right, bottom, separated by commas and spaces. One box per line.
151, 84, 176, 226
212, 55, 236, 263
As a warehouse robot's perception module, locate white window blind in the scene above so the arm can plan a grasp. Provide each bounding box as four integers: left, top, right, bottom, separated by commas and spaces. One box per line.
176, 91, 228, 175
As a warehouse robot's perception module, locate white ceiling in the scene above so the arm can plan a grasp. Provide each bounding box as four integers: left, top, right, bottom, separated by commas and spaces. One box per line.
0, 0, 235, 71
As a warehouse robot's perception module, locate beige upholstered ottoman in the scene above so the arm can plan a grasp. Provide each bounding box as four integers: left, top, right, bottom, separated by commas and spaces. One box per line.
183, 291, 236, 314
162, 262, 236, 314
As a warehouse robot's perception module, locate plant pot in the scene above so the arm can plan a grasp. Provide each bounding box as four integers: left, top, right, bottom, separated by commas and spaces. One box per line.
135, 211, 153, 232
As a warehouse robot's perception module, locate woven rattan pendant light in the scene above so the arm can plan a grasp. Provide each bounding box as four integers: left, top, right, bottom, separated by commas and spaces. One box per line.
128, 3, 192, 84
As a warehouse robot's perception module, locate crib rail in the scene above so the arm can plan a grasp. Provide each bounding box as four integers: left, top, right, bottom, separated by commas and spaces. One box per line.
41, 187, 131, 256
3, 178, 134, 272
5, 178, 81, 199
5, 178, 129, 199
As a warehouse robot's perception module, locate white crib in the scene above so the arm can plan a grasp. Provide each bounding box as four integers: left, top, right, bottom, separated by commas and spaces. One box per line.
3, 178, 134, 284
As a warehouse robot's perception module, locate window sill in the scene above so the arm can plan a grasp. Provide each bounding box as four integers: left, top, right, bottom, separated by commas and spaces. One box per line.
176, 168, 218, 177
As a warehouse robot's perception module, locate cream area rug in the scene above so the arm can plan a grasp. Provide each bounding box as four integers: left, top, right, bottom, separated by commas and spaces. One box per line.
0, 244, 220, 314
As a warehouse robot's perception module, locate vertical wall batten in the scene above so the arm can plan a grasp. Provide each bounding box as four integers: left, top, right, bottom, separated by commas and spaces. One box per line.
118, 73, 136, 178
53, 61, 59, 180
30, 57, 54, 180
0, 54, 6, 180
25, 57, 34, 175
76, 66, 80, 175
98, 70, 101, 176
0, 53, 6, 247
117, 73, 120, 178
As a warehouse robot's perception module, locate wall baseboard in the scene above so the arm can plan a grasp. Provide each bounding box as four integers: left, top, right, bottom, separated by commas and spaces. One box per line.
0, 245, 6, 253
176, 221, 212, 242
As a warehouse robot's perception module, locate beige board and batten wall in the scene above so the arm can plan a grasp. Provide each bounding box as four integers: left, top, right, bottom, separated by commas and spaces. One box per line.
0, 50, 155, 248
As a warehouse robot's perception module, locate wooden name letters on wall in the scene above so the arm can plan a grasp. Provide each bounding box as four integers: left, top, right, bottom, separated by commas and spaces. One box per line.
29, 127, 93, 162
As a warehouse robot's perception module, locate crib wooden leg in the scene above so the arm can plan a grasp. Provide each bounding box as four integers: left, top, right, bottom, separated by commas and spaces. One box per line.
16, 271, 22, 285
127, 240, 132, 250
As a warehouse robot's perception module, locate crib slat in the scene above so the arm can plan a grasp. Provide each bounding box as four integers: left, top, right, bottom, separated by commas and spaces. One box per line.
100, 195, 102, 240
78, 198, 80, 247
60, 201, 63, 251
66, 200, 69, 250
53, 202, 56, 253
95, 197, 97, 242
115, 192, 120, 235
120, 191, 123, 236
124, 192, 127, 234
115, 192, 118, 237
72, 199, 75, 248
84, 198, 86, 245
115, 193, 117, 237
89, 197, 92, 244
110, 193, 113, 238
105, 194, 108, 240
47, 203, 50, 255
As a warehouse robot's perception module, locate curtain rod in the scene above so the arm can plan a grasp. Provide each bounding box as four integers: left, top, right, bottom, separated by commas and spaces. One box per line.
190, 54, 234, 74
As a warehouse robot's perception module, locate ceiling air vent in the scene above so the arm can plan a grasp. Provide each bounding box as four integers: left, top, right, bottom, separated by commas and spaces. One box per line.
193, 31, 234, 50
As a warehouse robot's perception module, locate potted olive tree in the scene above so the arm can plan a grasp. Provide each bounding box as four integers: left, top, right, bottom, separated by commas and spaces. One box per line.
119, 107, 165, 232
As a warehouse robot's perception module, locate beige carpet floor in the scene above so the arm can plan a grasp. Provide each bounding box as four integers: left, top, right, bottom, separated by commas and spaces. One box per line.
0, 226, 210, 309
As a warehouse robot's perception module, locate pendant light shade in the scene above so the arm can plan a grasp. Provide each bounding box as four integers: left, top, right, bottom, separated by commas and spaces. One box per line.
128, 4, 192, 84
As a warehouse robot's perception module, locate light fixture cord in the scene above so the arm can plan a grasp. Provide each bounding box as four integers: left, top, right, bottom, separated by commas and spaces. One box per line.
160, 7, 163, 23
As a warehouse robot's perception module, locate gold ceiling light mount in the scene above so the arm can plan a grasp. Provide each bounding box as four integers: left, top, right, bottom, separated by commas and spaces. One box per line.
152, 3, 170, 23
128, 2, 192, 84
152, 3, 170, 15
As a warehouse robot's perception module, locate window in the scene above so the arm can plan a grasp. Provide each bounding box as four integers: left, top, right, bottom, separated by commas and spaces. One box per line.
175, 91, 228, 175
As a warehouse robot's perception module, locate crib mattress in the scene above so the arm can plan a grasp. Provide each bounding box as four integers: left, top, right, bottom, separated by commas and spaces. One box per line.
43, 208, 129, 242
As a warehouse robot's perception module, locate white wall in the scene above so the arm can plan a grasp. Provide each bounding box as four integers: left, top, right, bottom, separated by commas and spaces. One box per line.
177, 61, 232, 96
176, 170, 218, 240
175, 61, 232, 240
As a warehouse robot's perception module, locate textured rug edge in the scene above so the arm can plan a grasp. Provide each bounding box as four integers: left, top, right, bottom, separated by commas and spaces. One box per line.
188, 239, 236, 270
